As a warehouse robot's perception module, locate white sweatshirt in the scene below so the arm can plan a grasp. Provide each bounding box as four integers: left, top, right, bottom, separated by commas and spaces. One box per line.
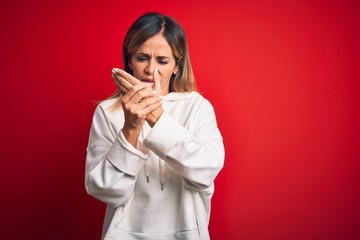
85, 91, 224, 240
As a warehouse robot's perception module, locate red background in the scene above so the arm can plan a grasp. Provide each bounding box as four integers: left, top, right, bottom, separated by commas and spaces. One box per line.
1, 0, 359, 239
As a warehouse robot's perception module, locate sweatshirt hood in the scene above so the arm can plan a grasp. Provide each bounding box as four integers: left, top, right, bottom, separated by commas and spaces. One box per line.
162, 91, 200, 102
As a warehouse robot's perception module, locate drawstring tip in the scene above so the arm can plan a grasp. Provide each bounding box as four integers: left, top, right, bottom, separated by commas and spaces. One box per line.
146, 176, 150, 183
161, 183, 164, 190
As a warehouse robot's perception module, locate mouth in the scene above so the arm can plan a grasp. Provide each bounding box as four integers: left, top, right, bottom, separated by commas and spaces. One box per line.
141, 78, 155, 86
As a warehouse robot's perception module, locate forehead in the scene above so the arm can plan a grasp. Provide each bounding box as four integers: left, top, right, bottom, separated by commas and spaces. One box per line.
135, 34, 173, 56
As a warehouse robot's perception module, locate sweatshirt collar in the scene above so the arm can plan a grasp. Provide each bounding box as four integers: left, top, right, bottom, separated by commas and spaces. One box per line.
162, 91, 199, 102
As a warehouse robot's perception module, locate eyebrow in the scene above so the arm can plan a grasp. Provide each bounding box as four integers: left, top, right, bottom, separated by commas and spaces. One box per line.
135, 53, 170, 59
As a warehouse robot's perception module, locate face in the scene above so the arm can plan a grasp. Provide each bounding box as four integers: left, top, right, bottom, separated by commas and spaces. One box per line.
129, 33, 179, 95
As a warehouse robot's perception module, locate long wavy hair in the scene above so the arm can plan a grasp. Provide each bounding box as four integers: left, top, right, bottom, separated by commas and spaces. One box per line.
110, 12, 196, 100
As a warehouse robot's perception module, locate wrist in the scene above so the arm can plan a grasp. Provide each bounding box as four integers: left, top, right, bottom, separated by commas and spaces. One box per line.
146, 109, 163, 127
122, 127, 141, 147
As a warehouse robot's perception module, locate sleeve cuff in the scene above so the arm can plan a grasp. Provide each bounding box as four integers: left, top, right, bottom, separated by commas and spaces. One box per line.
107, 130, 149, 176
143, 112, 185, 158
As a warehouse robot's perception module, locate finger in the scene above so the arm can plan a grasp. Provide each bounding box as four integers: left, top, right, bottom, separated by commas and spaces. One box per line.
112, 69, 133, 91
132, 99, 162, 118
115, 75, 133, 91
153, 67, 162, 94
112, 77, 128, 95
131, 87, 156, 104
113, 68, 141, 85
122, 83, 151, 103
136, 94, 162, 108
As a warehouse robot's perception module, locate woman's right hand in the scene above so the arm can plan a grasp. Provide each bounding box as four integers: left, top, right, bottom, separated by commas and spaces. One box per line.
113, 69, 162, 147
121, 82, 161, 130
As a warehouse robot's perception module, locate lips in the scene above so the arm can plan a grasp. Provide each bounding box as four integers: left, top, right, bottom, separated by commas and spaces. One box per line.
141, 78, 155, 86
142, 78, 154, 82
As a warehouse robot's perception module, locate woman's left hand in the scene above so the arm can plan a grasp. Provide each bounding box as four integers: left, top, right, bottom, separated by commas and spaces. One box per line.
145, 68, 163, 127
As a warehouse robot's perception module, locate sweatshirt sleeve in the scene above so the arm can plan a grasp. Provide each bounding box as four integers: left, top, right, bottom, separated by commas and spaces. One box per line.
85, 104, 149, 207
143, 98, 224, 190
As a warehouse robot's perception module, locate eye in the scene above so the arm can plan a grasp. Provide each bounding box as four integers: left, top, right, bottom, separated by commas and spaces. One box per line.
157, 58, 168, 65
136, 56, 148, 62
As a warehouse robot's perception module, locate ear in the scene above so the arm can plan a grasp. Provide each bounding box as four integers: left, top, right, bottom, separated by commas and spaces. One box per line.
173, 65, 179, 75
128, 62, 133, 70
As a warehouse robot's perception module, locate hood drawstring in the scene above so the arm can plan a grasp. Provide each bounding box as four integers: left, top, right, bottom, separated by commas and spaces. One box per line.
144, 158, 166, 190
144, 161, 150, 183
139, 129, 151, 184
140, 126, 166, 190
159, 159, 166, 190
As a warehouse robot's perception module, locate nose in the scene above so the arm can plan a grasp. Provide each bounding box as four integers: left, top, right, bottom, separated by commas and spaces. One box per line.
145, 59, 157, 75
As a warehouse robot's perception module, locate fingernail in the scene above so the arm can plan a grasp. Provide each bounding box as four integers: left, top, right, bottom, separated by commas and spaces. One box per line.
153, 90, 158, 94
154, 67, 158, 74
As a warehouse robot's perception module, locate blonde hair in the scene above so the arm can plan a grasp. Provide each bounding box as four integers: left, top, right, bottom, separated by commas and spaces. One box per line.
109, 12, 197, 102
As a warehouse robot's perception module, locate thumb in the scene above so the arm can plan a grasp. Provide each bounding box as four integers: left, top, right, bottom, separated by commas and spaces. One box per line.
154, 67, 162, 95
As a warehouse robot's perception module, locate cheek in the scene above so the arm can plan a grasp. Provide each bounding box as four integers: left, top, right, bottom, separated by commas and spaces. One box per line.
159, 73, 171, 84
159, 73, 171, 87
131, 65, 144, 78
160, 68, 175, 79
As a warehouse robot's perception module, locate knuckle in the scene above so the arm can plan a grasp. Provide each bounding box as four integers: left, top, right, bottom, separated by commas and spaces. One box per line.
129, 107, 137, 114
121, 98, 126, 104
137, 91, 146, 99
133, 83, 146, 91
136, 113, 144, 119
142, 99, 150, 105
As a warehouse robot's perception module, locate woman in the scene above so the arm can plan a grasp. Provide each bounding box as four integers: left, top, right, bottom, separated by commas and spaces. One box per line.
85, 12, 224, 240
